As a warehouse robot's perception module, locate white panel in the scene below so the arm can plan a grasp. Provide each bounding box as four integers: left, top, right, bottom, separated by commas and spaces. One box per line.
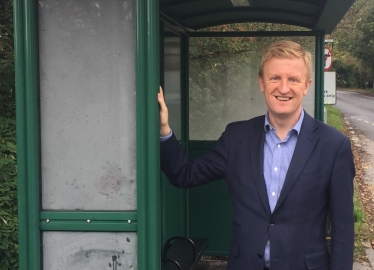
39, 0, 136, 210
43, 232, 137, 270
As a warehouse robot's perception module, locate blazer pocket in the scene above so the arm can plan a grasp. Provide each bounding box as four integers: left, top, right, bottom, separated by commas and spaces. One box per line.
298, 171, 328, 182
229, 239, 240, 257
305, 249, 329, 269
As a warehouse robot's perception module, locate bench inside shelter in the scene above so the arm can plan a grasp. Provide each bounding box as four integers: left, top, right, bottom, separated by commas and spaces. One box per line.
161, 237, 208, 270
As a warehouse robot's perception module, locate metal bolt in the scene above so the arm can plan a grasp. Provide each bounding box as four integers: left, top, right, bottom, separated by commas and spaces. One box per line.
128, 220, 131, 224
87, 220, 91, 223
46, 219, 50, 223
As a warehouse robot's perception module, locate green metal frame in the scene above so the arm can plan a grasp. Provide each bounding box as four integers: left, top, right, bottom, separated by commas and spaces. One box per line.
40, 212, 137, 232
14, 0, 41, 269
14, 0, 325, 267
136, 0, 161, 269
315, 34, 325, 122
15, 0, 161, 269
189, 30, 325, 37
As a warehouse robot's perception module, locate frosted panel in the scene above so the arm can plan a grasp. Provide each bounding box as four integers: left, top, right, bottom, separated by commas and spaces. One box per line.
189, 37, 315, 140
39, 0, 136, 210
164, 37, 181, 138
43, 232, 137, 270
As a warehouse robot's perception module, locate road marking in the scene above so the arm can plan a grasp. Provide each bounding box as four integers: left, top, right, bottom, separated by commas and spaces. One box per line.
365, 121, 370, 123
358, 119, 363, 121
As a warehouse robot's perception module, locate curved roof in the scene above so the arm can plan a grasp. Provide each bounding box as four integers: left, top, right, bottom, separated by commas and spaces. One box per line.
160, 0, 355, 33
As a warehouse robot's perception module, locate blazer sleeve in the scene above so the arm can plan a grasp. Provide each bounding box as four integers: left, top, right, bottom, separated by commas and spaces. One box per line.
329, 136, 355, 270
160, 127, 229, 188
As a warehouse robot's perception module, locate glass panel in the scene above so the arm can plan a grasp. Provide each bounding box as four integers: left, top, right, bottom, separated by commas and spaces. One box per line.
39, 0, 137, 210
164, 36, 181, 139
189, 36, 315, 140
43, 232, 137, 270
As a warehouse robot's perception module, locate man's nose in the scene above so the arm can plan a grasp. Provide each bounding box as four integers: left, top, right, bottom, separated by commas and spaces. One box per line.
279, 79, 290, 93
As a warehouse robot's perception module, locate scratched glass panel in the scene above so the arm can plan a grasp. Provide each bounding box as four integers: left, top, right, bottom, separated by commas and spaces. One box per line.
189, 37, 315, 140
164, 36, 181, 139
43, 232, 137, 270
39, 0, 136, 210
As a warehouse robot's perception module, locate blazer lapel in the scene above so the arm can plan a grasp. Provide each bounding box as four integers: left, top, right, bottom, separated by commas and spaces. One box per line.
249, 116, 271, 217
273, 113, 319, 213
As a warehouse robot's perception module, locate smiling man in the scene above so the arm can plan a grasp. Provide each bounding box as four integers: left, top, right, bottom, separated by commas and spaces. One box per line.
158, 40, 355, 270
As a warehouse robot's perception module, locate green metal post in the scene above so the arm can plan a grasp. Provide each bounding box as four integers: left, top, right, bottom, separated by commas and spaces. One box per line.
181, 33, 189, 236
315, 34, 325, 121
136, 0, 161, 269
24, 1, 41, 268
15, 0, 41, 269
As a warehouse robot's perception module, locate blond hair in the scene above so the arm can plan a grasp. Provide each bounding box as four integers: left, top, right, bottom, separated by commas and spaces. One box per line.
258, 40, 312, 80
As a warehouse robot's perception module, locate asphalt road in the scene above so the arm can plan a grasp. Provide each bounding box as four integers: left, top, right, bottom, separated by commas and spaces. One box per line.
334, 90, 374, 141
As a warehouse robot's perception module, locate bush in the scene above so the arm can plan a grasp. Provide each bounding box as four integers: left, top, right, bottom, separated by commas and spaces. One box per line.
0, 0, 18, 268
0, 117, 18, 269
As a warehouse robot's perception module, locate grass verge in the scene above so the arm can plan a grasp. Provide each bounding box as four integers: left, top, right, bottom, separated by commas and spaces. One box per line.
326, 105, 370, 262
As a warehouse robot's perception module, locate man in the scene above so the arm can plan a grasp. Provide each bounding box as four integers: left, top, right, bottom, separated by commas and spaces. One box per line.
158, 40, 355, 270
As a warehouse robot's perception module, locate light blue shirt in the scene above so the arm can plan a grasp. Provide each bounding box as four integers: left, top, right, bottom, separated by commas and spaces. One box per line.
263, 109, 304, 267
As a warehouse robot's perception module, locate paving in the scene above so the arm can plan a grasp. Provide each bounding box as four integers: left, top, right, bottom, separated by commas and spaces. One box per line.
346, 116, 374, 270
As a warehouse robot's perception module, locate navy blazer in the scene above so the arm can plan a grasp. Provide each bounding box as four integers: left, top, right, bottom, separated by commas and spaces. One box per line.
160, 112, 355, 270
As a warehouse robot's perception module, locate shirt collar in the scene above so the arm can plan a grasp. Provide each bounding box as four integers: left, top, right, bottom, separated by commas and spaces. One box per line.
264, 109, 304, 137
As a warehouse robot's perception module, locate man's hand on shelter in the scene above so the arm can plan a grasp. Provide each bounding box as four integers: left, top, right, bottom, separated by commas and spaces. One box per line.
158, 86, 171, 137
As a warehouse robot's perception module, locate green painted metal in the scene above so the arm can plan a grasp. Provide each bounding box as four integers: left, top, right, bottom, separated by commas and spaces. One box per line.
14, 0, 28, 268
189, 31, 324, 38
187, 143, 233, 254
315, 34, 325, 121
24, 1, 40, 268
160, 0, 353, 33
40, 211, 137, 221
14, 0, 41, 269
40, 211, 138, 231
136, 0, 161, 269
181, 33, 189, 237
180, 34, 189, 145
40, 221, 137, 232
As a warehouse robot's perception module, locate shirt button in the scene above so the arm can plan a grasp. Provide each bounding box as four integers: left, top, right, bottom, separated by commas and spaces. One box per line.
258, 253, 263, 258
271, 191, 276, 196
274, 167, 278, 172
267, 240, 270, 245
277, 144, 281, 148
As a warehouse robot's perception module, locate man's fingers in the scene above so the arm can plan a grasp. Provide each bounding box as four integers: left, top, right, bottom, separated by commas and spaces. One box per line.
158, 86, 167, 110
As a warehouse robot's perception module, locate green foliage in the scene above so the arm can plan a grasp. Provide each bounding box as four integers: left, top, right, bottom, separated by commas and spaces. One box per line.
325, 105, 344, 132
330, 0, 374, 88
0, 0, 15, 118
0, 117, 18, 269
0, 0, 18, 268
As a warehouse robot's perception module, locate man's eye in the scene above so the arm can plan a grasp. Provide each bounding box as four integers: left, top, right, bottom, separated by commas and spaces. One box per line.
271, 77, 280, 80
290, 78, 298, 83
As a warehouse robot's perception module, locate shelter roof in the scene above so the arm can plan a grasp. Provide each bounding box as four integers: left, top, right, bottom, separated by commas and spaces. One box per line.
160, 0, 355, 33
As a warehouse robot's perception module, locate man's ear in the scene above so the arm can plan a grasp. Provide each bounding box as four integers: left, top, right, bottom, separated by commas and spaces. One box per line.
258, 76, 264, 92
303, 79, 312, 96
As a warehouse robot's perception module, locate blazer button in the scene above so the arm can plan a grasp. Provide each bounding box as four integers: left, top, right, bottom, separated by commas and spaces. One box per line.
269, 220, 276, 225
258, 253, 263, 258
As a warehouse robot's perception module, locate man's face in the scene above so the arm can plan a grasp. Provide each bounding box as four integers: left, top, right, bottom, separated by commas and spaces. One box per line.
258, 57, 312, 123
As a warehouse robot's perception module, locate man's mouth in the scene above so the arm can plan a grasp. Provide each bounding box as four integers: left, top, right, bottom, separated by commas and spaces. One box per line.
276, 96, 292, 101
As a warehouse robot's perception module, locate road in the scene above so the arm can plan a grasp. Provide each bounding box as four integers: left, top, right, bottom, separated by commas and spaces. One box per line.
334, 90, 374, 141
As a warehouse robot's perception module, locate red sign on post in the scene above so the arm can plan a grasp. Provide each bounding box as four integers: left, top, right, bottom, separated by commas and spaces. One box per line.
324, 46, 332, 71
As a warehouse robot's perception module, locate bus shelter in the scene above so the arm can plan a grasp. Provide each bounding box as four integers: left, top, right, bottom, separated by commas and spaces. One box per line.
14, 0, 354, 269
